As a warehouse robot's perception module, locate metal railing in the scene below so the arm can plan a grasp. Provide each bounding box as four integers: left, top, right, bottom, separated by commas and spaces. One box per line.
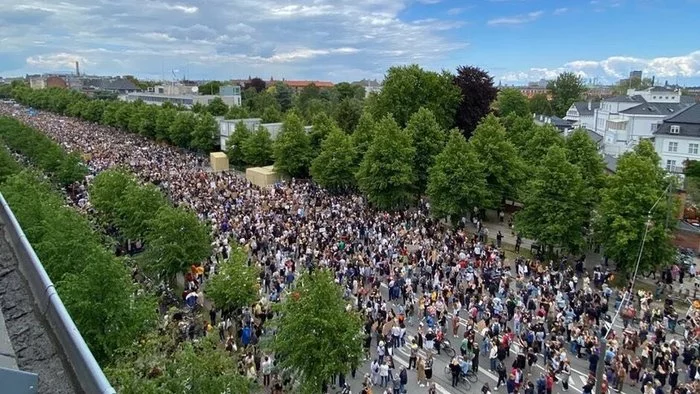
0, 193, 115, 394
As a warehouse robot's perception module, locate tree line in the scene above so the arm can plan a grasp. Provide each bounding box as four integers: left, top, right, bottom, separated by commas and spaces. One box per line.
0, 124, 362, 392
9, 64, 677, 275
0, 120, 255, 392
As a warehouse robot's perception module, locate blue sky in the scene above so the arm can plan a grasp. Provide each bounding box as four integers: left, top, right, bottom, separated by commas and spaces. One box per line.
1, 0, 699, 85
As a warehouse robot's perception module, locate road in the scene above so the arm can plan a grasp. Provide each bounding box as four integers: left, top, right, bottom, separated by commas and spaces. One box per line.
341, 282, 687, 394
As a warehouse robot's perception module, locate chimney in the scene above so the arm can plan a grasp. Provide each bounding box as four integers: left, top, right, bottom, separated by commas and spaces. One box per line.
588, 100, 592, 111
75, 61, 80, 76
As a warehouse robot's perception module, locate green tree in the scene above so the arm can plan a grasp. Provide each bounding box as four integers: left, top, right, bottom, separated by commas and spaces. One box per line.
595, 140, 678, 274
143, 206, 212, 280
427, 130, 487, 221
405, 108, 446, 193
191, 113, 218, 152
206, 246, 259, 312
0, 145, 21, 183
274, 82, 294, 112
494, 88, 530, 117
334, 98, 363, 134
310, 127, 356, 192
136, 105, 157, 138
241, 126, 273, 166
115, 183, 168, 241
56, 152, 88, 186
155, 108, 177, 142
565, 128, 606, 212
273, 112, 312, 177
351, 112, 375, 168
59, 254, 156, 365
521, 124, 565, 167
261, 106, 282, 123
90, 169, 138, 223
333, 82, 365, 101
356, 115, 415, 210
108, 334, 253, 394
547, 72, 587, 117
198, 80, 221, 95
529, 93, 554, 116
191, 102, 206, 114
224, 105, 250, 120
268, 270, 363, 394
371, 65, 460, 130
169, 111, 197, 148
469, 115, 524, 207
500, 113, 535, 152
516, 145, 587, 254
225, 121, 252, 167
309, 112, 337, 153
206, 97, 229, 116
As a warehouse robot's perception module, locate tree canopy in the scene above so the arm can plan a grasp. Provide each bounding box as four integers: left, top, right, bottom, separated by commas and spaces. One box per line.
594, 140, 678, 274
494, 88, 530, 118
356, 115, 416, 210
515, 145, 587, 254
267, 270, 363, 394
427, 130, 487, 221
310, 127, 357, 192
206, 246, 259, 312
453, 66, 499, 137
273, 112, 312, 177
548, 72, 587, 117
370, 64, 459, 130
468, 115, 524, 207
404, 108, 446, 193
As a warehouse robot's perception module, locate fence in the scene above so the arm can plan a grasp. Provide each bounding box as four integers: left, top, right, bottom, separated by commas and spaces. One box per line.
0, 193, 115, 394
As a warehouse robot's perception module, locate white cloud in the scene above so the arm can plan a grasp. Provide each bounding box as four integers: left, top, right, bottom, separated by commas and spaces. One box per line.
553, 8, 568, 15
154, 2, 198, 14
447, 8, 465, 16
500, 51, 700, 84
487, 11, 544, 26
26, 53, 90, 69
0, 0, 465, 80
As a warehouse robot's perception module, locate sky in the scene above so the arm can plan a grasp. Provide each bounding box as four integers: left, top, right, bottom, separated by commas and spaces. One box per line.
1, 0, 700, 85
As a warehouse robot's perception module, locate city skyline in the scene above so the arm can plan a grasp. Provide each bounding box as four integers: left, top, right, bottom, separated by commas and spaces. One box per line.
1, 0, 699, 84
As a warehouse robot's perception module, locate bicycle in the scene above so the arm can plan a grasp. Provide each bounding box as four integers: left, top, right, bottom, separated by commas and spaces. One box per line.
443, 365, 472, 390
436, 339, 456, 358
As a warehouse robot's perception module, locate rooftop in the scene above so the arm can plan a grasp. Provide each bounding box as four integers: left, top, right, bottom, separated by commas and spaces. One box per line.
653, 103, 700, 137
573, 101, 601, 116
620, 101, 693, 116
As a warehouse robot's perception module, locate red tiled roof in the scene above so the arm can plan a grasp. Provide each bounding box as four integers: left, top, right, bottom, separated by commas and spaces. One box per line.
281, 80, 334, 88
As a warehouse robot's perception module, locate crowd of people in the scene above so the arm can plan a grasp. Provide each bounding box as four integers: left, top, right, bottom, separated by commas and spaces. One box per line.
2, 104, 699, 394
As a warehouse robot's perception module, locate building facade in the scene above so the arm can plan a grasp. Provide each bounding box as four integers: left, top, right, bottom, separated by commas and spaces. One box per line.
121, 83, 241, 108
653, 103, 700, 176
218, 118, 312, 149
592, 87, 693, 157
564, 100, 601, 130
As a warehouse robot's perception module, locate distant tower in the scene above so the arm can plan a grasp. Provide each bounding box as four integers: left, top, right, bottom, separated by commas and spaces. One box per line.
75, 61, 80, 76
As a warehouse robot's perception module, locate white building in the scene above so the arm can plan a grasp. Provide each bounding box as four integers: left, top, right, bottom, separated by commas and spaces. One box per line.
564, 100, 600, 130
121, 84, 241, 108
653, 103, 700, 176
533, 114, 575, 134
218, 118, 312, 149
592, 86, 693, 157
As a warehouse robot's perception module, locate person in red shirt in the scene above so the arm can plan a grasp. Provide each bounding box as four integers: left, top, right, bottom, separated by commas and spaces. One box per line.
545, 373, 554, 394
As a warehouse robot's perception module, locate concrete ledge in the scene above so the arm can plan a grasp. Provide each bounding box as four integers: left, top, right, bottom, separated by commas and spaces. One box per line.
0, 308, 18, 370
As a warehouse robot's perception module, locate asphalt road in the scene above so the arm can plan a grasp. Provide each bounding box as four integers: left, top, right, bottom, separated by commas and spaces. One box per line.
341, 281, 688, 394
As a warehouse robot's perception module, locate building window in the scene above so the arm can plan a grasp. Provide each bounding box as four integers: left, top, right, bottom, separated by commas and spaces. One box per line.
653, 96, 656, 99
690, 143, 699, 155
666, 160, 677, 172
668, 142, 678, 152
670, 125, 680, 134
